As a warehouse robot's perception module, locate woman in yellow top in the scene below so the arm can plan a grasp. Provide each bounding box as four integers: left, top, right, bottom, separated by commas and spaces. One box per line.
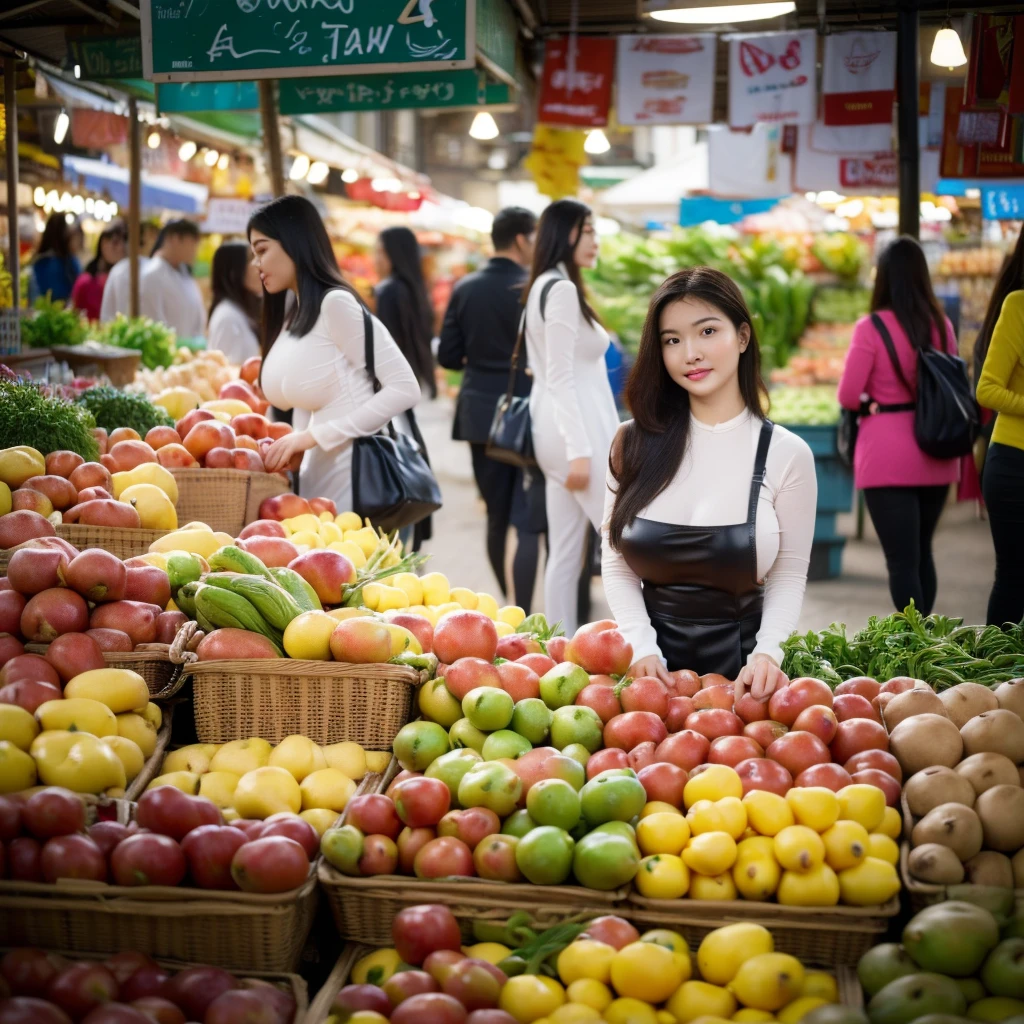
975, 238, 1024, 627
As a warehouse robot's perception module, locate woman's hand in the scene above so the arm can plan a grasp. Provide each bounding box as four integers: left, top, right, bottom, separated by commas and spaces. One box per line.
565, 457, 591, 492
263, 429, 316, 473
628, 655, 674, 686
734, 653, 788, 704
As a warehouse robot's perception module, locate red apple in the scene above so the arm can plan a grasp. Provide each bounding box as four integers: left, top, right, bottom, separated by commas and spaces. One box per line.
829, 719, 889, 765
627, 741, 658, 773
288, 549, 357, 605
47, 963, 118, 1020
359, 834, 399, 876
684, 709, 743, 741
735, 757, 793, 797
734, 693, 770, 723
744, 720, 789, 748
413, 836, 474, 879
692, 685, 734, 712
346, 794, 403, 840
766, 731, 832, 778
87, 820, 132, 859
392, 777, 452, 829
111, 833, 186, 887
546, 636, 568, 663
565, 620, 632, 676
0, 948, 68, 997
637, 762, 688, 806
665, 696, 696, 733
494, 634, 543, 661
851, 769, 901, 807
834, 677, 881, 700
397, 826, 436, 874
833, 693, 882, 724
496, 662, 540, 703
517, 653, 556, 677
603, 711, 667, 750
231, 836, 310, 893
0, 678, 62, 715
794, 763, 854, 792
768, 677, 833, 726
0, 653, 61, 690
7, 837, 43, 881
384, 612, 434, 655
102, 954, 157, 987
41, 834, 107, 883
879, 676, 923, 694
22, 787, 85, 839
444, 658, 501, 702
843, 749, 902, 782
585, 748, 629, 780
160, 966, 238, 1022
708, 735, 765, 768
0, 795, 21, 841
619, 676, 669, 718
260, 813, 320, 859
181, 824, 248, 889
792, 705, 839, 745
437, 807, 501, 851
576, 682, 621, 724
580, 916, 640, 950
654, 731, 710, 772
136, 787, 221, 840
666, 669, 701, 698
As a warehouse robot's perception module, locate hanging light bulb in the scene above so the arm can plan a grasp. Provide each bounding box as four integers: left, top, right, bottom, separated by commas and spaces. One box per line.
178, 140, 197, 161
341, 168, 359, 184
204, 148, 220, 167
648, 2, 795, 23
469, 112, 499, 141
931, 21, 967, 69
147, 131, 161, 149
289, 154, 311, 180
73, 65, 81, 79
33, 187, 46, 207
306, 160, 330, 185
217, 153, 230, 170
53, 110, 70, 145
584, 129, 611, 155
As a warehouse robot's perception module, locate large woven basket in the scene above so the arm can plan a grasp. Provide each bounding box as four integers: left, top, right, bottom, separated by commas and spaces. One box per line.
623, 891, 900, 967
170, 468, 290, 535
26, 642, 179, 699
0, 524, 168, 573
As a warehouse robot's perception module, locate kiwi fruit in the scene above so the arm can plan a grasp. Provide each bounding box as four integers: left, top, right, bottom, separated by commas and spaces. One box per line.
956, 752, 1021, 796
1012, 848, 1024, 888
909, 843, 966, 885
912, 802, 984, 861
961, 709, 1024, 762
906, 765, 976, 816
939, 683, 999, 729
974, 784, 1024, 853
884, 688, 947, 730
890, 713, 964, 776
995, 677, 1024, 719
963, 850, 1015, 888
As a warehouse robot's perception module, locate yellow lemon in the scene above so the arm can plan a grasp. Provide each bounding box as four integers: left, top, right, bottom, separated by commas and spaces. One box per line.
290, 530, 325, 551
773, 825, 826, 872
283, 611, 338, 660
683, 765, 743, 808
499, 975, 565, 1023
689, 871, 738, 900
742, 790, 794, 837
728, 953, 804, 1013
0, 741, 37, 793
464, 942, 512, 965
434, 601, 464, 620
778, 996, 828, 1022
449, 587, 478, 610
499, 605, 526, 628
866, 833, 899, 866
610, 942, 684, 1004
318, 522, 343, 545
419, 572, 451, 606
637, 812, 690, 855
476, 592, 499, 619
161, 743, 219, 775
736, 836, 777, 862
682, 831, 737, 876
557, 940, 615, 986
565, 980, 612, 1013
0, 480, 11, 516
668, 981, 737, 1023
641, 800, 683, 818
300, 808, 341, 836
836, 856, 901, 906
604, 999, 658, 1024
495, 621, 514, 638
118, 483, 177, 530
688, 797, 747, 840
732, 1010, 776, 1022
328, 539, 368, 568
821, 820, 870, 872
876, 805, 902, 840
335, 511, 363, 531
776, 864, 840, 907
837, 784, 886, 833
697, 922, 774, 986
800, 971, 839, 1002
361, 583, 384, 611
547, 1005, 601, 1023
0, 704, 38, 751
785, 787, 840, 833
375, 585, 409, 613
640, 930, 692, 981
391, 572, 424, 606
197, 771, 239, 808
635, 854, 690, 899
732, 853, 781, 902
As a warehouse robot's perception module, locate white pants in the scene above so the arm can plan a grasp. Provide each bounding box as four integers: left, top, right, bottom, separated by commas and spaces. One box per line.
543, 469, 606, 636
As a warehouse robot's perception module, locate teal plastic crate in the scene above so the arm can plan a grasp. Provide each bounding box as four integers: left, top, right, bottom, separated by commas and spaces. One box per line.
808, 537, 846, 580
784, 423, 839, 457
815, 511, 841, 541
815, 456, 855, 514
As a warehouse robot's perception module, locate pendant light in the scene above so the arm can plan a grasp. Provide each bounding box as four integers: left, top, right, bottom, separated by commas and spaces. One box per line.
930, 20, 967, 69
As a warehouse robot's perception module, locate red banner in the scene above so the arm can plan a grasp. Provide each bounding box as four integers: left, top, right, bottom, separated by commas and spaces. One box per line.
537, 37, 615, 128
822, 31, 896, 127
941, 84, 1024, 177
71, 110, 127, 149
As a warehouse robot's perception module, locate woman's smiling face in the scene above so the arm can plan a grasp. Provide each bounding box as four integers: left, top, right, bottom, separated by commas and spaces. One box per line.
660, 295, 750, 398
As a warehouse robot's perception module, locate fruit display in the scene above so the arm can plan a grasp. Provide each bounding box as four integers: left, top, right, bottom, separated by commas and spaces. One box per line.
0, 378, 100, 463
855, 900, 1024, 1024
150, 736, 391, 832
0, 948, 300, 1023
76, 387, 175, 440
768, 386, 841, 428
782, 607, 1024, 688
322, 904, 853, 1024
136, 348, 253, 405
0, 783, 317, 893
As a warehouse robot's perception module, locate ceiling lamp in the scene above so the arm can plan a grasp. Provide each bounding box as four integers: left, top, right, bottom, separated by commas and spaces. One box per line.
648, 1, 795, 24
289, 154, 311, 180
469, 112, 499, 141
53, 110, 70, 145
147, 131, 161, 149
306, 160, 330, 185
341, 168, 359, 183
204, 148, 220, 167
217, 153, 230, 170
178, 140, 197, 161
931, 21, 967, 69
584, 129, 611, 155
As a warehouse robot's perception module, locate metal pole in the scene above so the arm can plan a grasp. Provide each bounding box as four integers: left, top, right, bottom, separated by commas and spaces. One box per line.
128, 96, 141, 317
259, 79, 285, 197
897, 4, 920, 239
4, 56, 20, 309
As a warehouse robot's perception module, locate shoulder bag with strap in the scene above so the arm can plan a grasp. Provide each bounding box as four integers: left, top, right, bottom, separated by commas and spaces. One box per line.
486, 275, 562, 468
351, 306, 442, 532
872, 312, 980, 460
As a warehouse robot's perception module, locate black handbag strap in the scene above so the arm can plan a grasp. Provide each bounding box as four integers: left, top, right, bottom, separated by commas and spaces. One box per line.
362, 304, 399, 439
502, 274, 564, 409
869, 313, 917, 415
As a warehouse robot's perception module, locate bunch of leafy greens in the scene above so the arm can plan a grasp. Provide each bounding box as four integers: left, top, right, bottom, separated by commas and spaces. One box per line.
781, 604, 1024, 689
0, 377, 99, 459
98, 314, 176, 370
21, 296, 88, 349
77, 385, 174, 436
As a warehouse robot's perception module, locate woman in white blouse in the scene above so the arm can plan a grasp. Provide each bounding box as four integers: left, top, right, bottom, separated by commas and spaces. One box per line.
525, 200, 619, 634
247, 196, 421, 512
207, 241, 263, 365
603, 268, 817, 700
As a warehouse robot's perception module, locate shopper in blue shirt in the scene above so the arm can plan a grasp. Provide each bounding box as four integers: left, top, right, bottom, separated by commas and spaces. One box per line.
28, 214, 83, 305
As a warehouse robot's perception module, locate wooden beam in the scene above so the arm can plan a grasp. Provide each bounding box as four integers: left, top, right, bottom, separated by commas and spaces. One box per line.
0, 1, 50, 23
105, 0, 140, 17
128, 95, 141, 316
65, 0, 119, 28
259, 79, 285, 197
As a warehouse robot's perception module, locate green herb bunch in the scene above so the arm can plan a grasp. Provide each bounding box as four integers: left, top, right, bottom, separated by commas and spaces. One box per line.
0, 377, 99, 459
98, 314, 177, 370
21, 296, 88, 349
77, 385, 174, 436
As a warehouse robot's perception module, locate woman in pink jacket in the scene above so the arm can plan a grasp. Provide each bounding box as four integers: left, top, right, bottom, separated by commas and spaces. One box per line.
837, 237, 960, 614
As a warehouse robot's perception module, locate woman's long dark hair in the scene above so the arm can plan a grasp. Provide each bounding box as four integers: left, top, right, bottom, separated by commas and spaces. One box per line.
608, 267, 769, 549
210, 241, 261, 335
974, 232, 1024, 382
871, 236, 949, 357
378, 226, 435, 391
35, 213, 78, 290
84, 223, 126, 277
247, 195, 360, 357
523, 199, 599, 325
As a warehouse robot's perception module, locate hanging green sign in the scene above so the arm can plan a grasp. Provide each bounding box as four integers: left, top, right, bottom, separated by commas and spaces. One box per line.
67, 36, 143, 80
278, 68, 509, 113
140, 0, 475, 83
157, 81, 261, 113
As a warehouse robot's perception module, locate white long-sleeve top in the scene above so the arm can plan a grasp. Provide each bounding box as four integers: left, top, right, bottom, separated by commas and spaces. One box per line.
260, 288, 421, 510
208, 299, 260, 365
601, 409, 817, 668
526, 267, 619, 485
99, 256, 150, 323
139, 255, 207, 340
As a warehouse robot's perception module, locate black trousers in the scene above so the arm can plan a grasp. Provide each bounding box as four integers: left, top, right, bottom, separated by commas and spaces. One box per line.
863, 485, 949, 615
983, 442, 1024, 626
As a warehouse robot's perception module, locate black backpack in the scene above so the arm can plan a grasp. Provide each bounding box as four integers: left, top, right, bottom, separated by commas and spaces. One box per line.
872, 312, 980, 460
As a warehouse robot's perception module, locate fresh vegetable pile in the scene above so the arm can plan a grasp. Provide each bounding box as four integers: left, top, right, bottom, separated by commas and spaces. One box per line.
76, 386, 174, 438
782, 606, 1024, 689
769, 386, 841, 427
0, 380, 99, 463
20, 297, 87, 350
811, 234, 869, 282
97, 314, 177, 370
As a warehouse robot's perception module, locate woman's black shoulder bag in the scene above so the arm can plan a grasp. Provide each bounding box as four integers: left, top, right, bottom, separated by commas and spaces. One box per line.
351, 306, 442, 532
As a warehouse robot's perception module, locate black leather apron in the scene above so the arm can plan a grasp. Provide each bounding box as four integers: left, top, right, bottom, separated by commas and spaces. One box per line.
618, 420, 774, 678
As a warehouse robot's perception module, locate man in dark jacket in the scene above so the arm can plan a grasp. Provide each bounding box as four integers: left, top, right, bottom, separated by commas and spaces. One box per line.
439, 206, 543, 610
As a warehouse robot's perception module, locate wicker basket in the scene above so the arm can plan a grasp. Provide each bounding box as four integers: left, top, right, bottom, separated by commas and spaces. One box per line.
0, 524, 168, 574
170, 468, 290, 536
623, 892, 900, 967
26, 642, 179, 699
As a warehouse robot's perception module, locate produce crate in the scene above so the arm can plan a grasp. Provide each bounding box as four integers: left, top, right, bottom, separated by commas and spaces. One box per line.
0, 525, 169, 574
622, 891, 900, 967
169, 467, 290, 536
814, 456, 855, 515
808, 537, 846, 581
26, 642, 180, 700
304, 946, 862, 1023
0, 309, 21, 356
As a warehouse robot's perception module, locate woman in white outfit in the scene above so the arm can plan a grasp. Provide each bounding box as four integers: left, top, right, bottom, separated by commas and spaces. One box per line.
207, 241, 263, 365
247, 196, 421, 512
525, 199, 619, 634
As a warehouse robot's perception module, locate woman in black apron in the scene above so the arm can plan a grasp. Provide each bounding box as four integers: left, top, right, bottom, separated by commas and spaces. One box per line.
603, 268, 817, 701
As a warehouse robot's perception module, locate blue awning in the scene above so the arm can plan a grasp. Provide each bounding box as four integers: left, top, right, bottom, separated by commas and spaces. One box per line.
680, 196, 779, 227
63, 155, 208, 215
